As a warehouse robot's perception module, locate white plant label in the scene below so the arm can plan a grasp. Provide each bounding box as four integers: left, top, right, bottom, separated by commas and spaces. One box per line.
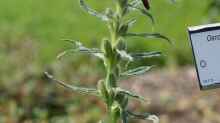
188, 23, 220, 90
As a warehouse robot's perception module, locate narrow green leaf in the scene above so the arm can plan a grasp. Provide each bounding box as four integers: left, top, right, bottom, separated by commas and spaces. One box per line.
138, 8, 154, 24
64, 39, 101, 53
57, 39, 104, 59
116, 49, 133, 61
115, 88, 147, 102
128, 4, 154, 24
117, 38, 127, 51
147, 115, 160, 123
131, 51, 162, 60
44, 72, 99, 96
97, 80, 109, 101
130, 0, 141, 7
127, 110, 151, 119
118, 24, 129, 36
125, 18, 137, 28
117, 50, 161, 63
79, 0, 108, 21
125, 33, 172, 44
127, 111, 159, 123
105, 8, 114, 19
121, 66, 154, 76
57, 49, 75, 59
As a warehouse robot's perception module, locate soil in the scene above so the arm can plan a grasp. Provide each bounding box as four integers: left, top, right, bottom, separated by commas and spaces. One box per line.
121, 67, 220, 123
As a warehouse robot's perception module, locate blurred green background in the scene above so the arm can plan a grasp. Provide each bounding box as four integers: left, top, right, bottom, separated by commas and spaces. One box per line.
0, 0, 213, 65
1, 0, 220, 123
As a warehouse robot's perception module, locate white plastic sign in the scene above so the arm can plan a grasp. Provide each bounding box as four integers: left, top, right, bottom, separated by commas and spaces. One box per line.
188, 23, 220, 90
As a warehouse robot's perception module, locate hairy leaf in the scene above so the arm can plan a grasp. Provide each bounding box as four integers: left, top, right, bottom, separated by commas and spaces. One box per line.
127, 111, 159, 123
125, 33, 172, 44
57, 39, 104, 59
97, 80, 109, 101
130, 0, 142, 8
125, 18, 137, 28
115, 88, 147, 102
117, 50, 161, 63
117, 38, 127, 51
44, 72, 99, 96
118, 24, 129, 36
117, 49, 133, 61
131, 51, 162, 60
79, 0, 108, 21
121, 66, 154, 76
128, 4, 154, 24
105, 8, 114, 19
56, 49, 75, 59
65, 39, 100, 53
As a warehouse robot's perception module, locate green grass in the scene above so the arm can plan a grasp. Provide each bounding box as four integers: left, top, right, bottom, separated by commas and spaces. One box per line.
0, 0, 212, 65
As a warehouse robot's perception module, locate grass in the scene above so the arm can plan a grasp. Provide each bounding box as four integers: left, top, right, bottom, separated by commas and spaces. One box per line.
0, 0, 212, 66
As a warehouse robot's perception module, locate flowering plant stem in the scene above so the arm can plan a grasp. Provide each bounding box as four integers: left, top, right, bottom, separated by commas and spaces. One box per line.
45, 0, 173, 123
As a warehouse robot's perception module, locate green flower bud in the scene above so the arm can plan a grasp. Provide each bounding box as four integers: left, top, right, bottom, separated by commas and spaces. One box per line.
97, 80, 109, 101
116, 38, 126, 50
116, 53, 121, 64
107, 73, 117, 88
114, 65, 120, 78
107, 89, 115, 106
105, 8, 114, 19
118, 24, 128, 36
102, 39, 117, 67
102, 39, 113, 57
115, 92, 128, 108
111, 101, 121, 120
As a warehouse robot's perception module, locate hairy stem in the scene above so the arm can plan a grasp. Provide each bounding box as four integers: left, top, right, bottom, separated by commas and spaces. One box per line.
104, 1, 126, 123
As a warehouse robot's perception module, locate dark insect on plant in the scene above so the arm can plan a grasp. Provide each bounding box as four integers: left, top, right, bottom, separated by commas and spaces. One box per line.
45, 0, 173, 123
142, 0, 150, 10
